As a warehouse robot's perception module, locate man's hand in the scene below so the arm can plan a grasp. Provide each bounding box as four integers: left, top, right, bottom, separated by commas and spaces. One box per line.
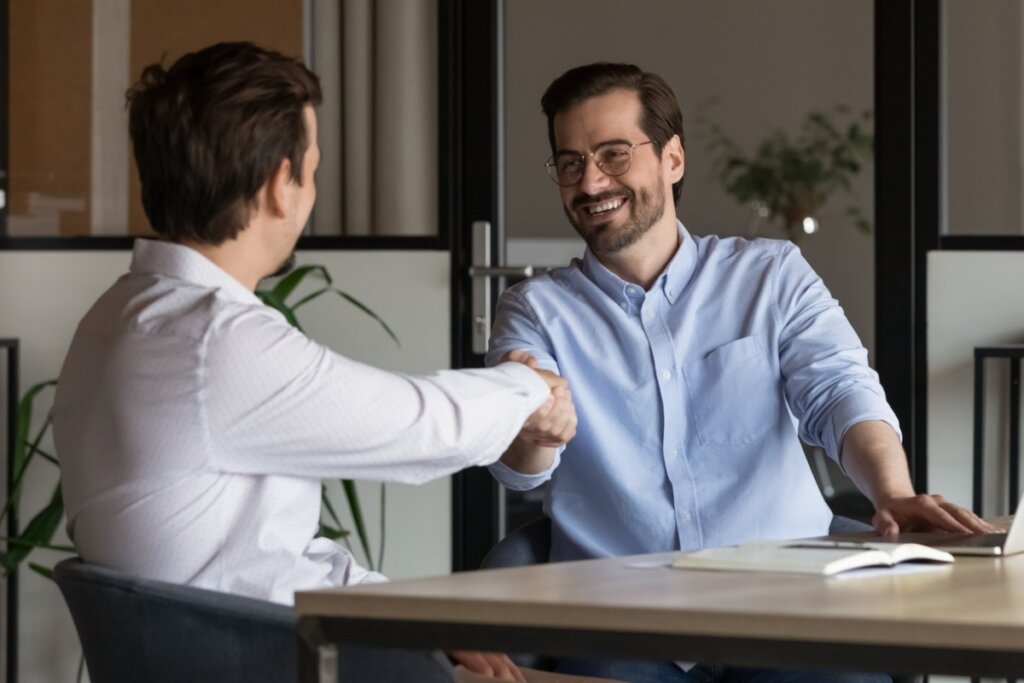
872, 494, 1003, 537
449, 650, 527, 682
522, 376, 576, 448
503, 351, 577, 448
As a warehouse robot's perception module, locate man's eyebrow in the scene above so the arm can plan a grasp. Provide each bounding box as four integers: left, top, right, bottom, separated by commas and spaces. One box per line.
554, 138, 635, 156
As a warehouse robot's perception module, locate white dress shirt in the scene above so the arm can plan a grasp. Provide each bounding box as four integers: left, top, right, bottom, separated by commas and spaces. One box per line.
53, 239, 549, 605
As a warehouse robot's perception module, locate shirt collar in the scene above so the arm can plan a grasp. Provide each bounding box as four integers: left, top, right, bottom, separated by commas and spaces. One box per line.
129, 239, 262, 305
580, 220, 696, 305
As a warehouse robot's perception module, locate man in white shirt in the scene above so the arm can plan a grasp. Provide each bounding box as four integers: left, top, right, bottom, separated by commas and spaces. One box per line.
52, 41, 578, 682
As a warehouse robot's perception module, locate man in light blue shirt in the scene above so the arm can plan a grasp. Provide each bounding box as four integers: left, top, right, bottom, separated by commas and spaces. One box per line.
485, 62, 996, 683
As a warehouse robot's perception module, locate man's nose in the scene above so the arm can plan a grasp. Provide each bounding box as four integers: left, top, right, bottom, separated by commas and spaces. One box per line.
577, 156, 612, 195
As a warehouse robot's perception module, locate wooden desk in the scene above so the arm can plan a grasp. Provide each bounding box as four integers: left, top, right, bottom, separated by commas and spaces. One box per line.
295, 549, 1024, 681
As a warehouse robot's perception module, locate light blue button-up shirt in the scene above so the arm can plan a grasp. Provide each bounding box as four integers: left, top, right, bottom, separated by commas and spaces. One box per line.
486, 223, 900, 562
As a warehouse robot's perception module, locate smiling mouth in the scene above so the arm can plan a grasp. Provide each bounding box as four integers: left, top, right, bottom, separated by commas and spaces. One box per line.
584, 197, 625, 215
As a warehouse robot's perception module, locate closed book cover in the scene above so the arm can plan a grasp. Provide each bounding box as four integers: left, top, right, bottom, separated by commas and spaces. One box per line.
671, 540, 954, 576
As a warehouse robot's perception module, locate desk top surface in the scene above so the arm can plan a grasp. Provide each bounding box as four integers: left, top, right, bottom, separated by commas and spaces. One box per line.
296, 525, 1024, 653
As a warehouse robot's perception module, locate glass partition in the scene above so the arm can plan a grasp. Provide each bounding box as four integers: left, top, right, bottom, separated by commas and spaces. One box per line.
2, 0, 438, 241
944, 0, 1024, 236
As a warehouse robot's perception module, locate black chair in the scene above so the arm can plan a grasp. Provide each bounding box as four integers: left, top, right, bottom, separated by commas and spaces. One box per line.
481, 516, 923, 683
54, 558, 457, 683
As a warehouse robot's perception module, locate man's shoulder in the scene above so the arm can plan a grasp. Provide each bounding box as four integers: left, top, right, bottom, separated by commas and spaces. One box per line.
502, 260, 585, 302
692, 232, 794, 263
82, 272, 284, 343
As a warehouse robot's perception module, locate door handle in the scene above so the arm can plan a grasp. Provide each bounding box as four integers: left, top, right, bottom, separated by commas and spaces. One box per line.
468, 221, 548, 354
468, 265, 536, 278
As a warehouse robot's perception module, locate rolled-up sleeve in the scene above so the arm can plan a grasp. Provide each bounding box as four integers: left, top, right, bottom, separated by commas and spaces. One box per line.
773, 243, 901, 463
485, 286, 564, 489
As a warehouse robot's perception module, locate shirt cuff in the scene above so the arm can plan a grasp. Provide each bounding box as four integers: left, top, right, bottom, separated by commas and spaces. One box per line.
826, 393, 902, 466
488, 450, 561, 491
490, 361, 551, 406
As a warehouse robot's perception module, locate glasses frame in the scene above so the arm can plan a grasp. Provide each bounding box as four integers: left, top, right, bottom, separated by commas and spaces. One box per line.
544, 140, 654, 186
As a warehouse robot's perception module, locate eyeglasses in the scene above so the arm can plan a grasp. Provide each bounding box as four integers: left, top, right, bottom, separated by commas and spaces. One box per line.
545, 140, 654, 186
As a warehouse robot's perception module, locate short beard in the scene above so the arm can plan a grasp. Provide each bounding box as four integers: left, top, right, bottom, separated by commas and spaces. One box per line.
565, 182, 666, 255
269, 252, 297, 279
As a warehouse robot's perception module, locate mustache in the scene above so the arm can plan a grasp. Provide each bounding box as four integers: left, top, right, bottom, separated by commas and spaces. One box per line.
571, 189, 633, 211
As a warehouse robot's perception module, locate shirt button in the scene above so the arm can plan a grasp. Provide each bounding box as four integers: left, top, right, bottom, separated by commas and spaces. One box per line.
661, 369, 672, 380
671, 447, 680, 457
620, 301, 628, 310
667, 288, 675, 297
681, 511, 692, 522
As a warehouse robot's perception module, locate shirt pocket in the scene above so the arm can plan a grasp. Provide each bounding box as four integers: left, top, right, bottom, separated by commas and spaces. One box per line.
682, 336, 779, 447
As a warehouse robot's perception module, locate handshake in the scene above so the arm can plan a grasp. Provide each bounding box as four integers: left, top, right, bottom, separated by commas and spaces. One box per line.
503, 350, 577, 449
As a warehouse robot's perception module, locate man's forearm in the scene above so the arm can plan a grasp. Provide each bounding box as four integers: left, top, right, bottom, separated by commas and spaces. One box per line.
500, 435, 557, 474
839, 420, 915, 507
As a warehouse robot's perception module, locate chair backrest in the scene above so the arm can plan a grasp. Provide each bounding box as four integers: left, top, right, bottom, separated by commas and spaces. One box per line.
54, 558, 298, 683
480, 516, 552, 570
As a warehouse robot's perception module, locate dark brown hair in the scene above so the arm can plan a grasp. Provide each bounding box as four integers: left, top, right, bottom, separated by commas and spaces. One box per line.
127, 42, 322, 244
541, 62, 685, 204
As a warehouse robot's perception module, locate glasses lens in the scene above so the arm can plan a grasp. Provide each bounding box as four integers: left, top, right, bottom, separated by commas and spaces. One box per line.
552, 154, 583, 185
596, 144, 633, 176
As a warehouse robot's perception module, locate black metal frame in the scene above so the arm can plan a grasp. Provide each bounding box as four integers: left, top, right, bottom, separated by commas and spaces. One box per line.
446, 0, 504, 573
2, 338, 19, 683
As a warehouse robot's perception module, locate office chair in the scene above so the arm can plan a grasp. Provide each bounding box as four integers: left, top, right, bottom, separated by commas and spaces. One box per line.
481, 516, 923, 683
54, 558, 457, 683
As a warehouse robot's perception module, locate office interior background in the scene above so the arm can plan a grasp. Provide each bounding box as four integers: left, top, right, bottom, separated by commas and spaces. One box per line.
1, 0, 1022, 680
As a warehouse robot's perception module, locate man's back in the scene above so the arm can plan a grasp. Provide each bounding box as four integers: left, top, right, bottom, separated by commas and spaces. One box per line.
54, 240, 359, 603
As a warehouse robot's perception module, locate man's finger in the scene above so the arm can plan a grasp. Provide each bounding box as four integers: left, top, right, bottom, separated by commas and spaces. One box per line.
942, 503, 1002, 533
871, 509, 900, 537
501, 350, 539, 369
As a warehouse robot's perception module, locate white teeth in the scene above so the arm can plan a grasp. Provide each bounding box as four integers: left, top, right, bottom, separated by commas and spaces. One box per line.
587, 199, 623, 214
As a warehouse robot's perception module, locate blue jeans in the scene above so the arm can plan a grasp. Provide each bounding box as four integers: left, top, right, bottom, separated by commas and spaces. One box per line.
554, 657, 892, 683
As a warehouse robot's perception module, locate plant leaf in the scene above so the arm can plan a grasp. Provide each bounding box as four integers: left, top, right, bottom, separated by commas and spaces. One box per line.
316, 524, 349, 541
0, 536, 75, 552
256, 289, 304, 332
341, 479, 374, 571
331, 290, 400, 346
2, 482, 63, 576
9, 381, 57, 500
266, 265, 332, 303
28, 562, 55, 581
376, 482, 386, 572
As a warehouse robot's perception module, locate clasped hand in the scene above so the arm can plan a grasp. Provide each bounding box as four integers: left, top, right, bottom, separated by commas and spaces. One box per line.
504, 350, 577, 448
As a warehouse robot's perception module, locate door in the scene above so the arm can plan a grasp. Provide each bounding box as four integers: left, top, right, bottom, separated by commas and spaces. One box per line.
449, 1, 889, 572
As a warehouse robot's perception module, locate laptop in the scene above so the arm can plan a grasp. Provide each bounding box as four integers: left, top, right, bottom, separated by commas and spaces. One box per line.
881, 494, 1024, 556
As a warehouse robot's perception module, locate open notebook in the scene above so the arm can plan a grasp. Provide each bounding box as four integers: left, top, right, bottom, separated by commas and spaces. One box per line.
874, 494, 1024, 556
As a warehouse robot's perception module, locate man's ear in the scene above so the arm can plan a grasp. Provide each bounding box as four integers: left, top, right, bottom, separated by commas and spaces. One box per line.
260, 158, 293, 219
664, 134, 685, 185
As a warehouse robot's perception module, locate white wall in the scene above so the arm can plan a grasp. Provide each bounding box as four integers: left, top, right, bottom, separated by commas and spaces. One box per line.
0, 248, 451, 680
928, 251, 1024, 511
505, 0, 877, 356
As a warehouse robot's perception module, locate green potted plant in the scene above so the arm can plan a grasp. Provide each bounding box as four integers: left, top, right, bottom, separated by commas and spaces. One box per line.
700, 105, 874, 242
